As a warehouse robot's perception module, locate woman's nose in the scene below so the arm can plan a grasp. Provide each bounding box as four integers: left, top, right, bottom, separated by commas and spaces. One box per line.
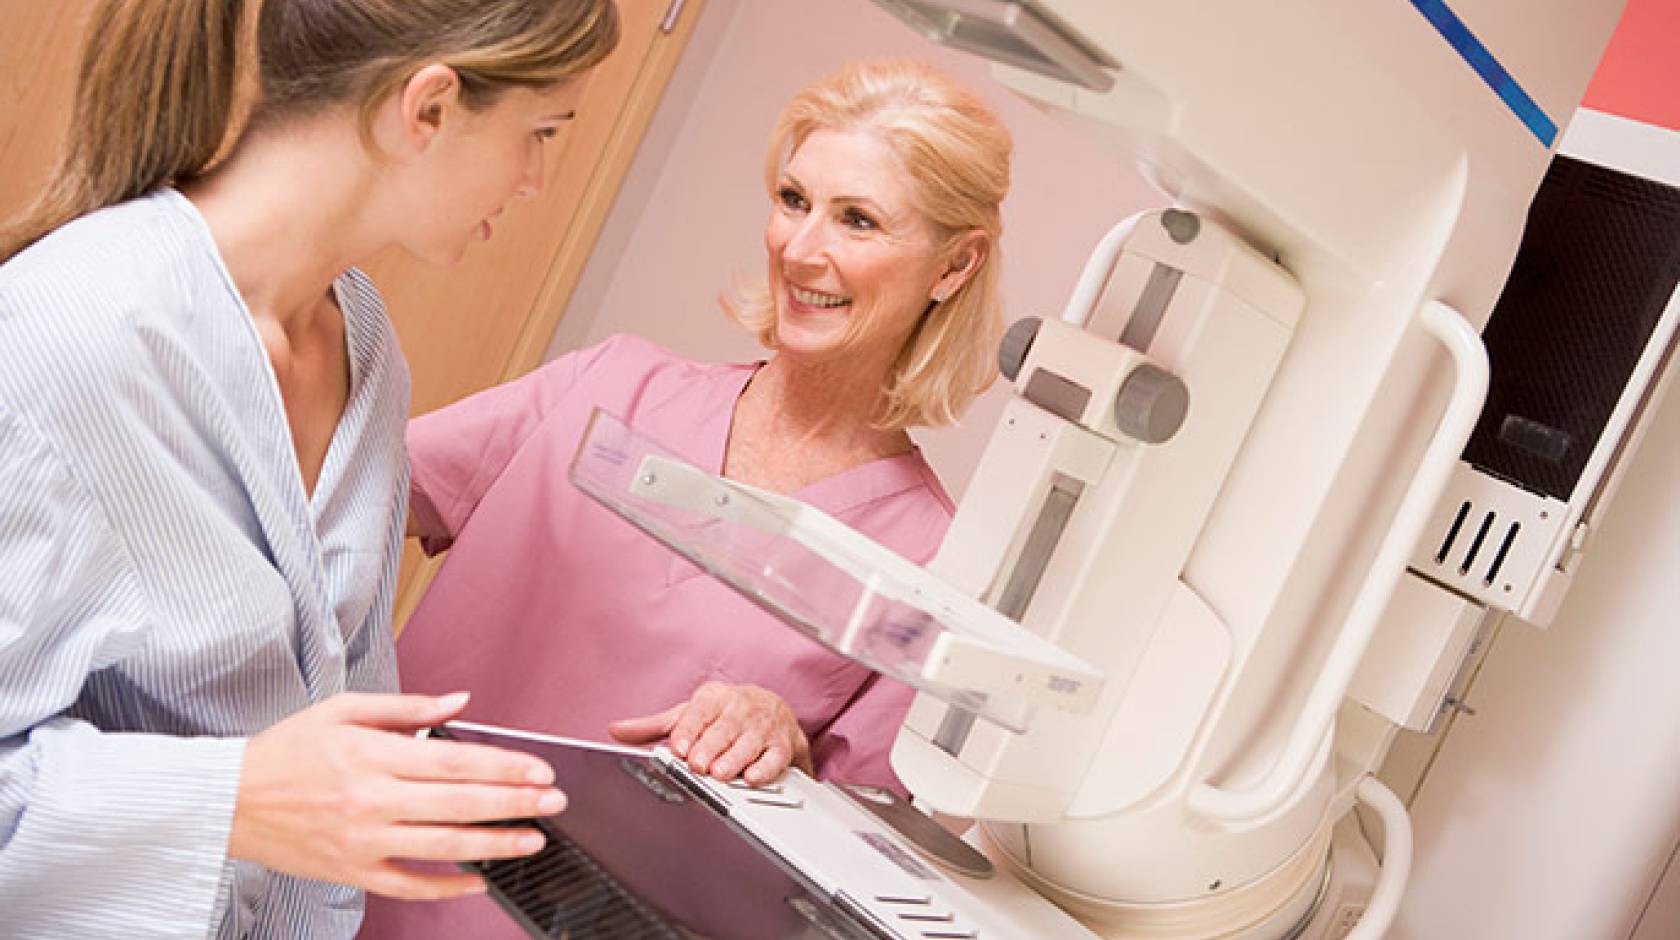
516, 148, 544, 201
781, 217, 827, 269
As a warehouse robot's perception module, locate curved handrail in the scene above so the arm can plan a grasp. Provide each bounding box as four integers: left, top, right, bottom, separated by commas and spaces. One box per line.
1344, 775, 1413, 940
1187, 300, 1488, 824
1061, 211, 1149, 327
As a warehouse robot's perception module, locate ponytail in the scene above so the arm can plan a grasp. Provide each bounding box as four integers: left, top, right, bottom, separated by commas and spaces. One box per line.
1, 0, 247, 263
1, 0, 618, 265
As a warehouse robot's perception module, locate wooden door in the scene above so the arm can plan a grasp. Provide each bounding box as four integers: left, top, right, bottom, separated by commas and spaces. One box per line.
0, 0, 706, 632
0, 1, 93, 220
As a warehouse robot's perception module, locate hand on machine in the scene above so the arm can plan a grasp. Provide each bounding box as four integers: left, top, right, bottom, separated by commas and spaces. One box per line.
610, 680, 814, 786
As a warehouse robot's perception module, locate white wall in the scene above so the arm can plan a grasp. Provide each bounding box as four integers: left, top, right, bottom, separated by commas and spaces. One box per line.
549, 0, 1163, 497
1393, 375, 1680, 940
1632, 841, 1680, 940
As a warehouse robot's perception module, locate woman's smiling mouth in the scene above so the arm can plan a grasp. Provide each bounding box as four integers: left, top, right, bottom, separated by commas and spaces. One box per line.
789, 284, 851, 309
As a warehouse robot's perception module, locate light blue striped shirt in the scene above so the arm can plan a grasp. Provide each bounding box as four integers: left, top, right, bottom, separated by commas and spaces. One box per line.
0, 189, 409, 938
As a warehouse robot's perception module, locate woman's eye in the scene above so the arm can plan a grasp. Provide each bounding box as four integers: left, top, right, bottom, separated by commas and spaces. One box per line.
777, 186, 808, 212
842, 208, 877, 231
535, 127, 559, 141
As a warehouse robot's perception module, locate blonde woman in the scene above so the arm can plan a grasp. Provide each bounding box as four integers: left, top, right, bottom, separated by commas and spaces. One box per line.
369, 54, 1012, 938
0, 0, 619, 936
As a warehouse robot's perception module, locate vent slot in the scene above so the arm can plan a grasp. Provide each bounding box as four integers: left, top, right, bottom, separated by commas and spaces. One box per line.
1458, 511, 1497, 576
1436, 501, 1472, 564
1485, 521, 1522, 587
475, 822, 681, 939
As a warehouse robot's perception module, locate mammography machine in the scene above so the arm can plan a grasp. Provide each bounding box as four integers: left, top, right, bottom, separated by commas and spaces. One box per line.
473, 2, 1680, 938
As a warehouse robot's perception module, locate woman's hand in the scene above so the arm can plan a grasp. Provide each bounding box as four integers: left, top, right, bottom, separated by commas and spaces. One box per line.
609, 682, 813, 786
229, 692, 564, 901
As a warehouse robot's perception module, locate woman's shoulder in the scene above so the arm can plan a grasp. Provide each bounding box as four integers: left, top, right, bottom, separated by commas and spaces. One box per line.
3, 190, 191, 275
2, 200, 183, 363
903, 449, 957, 516
557, 332, 749, 392
869, 448, 957, 519
835, 450, 958, 566
0, 191, 204, 336
582, 332, 696, 371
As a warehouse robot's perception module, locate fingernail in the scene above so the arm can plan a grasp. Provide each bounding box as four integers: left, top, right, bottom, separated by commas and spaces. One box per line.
526, 763, 554, 785
521, 833, 546, 853
672, 738, 688, 756
466, 880, 488, 895
438, 691, 470, 712
537, 790, 566, 815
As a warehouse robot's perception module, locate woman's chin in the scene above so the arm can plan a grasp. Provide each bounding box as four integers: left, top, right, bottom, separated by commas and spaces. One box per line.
775, 319, 850, 357
401, 238, 471, 270
776, 315, 853, 355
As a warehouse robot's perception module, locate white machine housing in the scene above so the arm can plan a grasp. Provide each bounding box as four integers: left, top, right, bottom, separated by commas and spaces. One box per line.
589, 2, 1673, 939
865, 0, 1632, 937
1351, 108, 1680, 736
1403, 109, 1680, 627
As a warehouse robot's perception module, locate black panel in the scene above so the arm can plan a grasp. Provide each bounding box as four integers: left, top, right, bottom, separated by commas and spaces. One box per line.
1463, 155, 1680, 499
435, 726, 878, 940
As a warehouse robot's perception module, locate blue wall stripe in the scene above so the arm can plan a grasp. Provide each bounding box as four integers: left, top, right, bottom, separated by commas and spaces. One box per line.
1410, 0, 1559, 147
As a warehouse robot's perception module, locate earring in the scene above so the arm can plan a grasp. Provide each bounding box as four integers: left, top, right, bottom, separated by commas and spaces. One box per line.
931, 286, 950, 304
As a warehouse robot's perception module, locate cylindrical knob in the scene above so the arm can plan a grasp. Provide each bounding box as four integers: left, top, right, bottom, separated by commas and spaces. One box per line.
1115, 364, 1189, 444
1161, 208, 1201, 244
998, 317, 1042, 382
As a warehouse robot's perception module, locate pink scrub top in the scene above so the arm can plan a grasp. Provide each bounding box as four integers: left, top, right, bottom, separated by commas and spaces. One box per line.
359, 334, 955, 940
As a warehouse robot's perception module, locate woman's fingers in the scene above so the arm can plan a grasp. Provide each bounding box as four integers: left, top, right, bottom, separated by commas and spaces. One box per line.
361, 860, 488, 902
377, 823, 550, 864
232, 692, 568, 896
327, 690, 472, 731
386, 780, 566, 825
667, 688, 727, 758
607, 684, 812, 784
380, 732, 555, 787
682, 708, 743, 772
606, 702, 685, 744
701, 726, 766, 781
742, 741, 794, 786
791, 740, 815, 776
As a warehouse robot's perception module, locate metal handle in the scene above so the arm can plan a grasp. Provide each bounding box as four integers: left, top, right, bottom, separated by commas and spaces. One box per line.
1060, 211, 1148, 327
1343, 776, 1414, 939
1186, 300, 1489, 825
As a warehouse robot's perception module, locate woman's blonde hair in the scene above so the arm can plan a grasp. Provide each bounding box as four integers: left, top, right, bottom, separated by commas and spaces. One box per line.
726, 59, 1013, 430
1, 0, 619, 263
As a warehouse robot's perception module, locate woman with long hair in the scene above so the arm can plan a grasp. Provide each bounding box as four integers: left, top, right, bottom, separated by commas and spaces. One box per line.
0, 1, 618, 936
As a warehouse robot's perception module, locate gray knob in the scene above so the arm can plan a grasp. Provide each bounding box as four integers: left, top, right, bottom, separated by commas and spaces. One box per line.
1161, 208, 1200, 244
1115, 364, 1189, 444
998, 317, 1042, 382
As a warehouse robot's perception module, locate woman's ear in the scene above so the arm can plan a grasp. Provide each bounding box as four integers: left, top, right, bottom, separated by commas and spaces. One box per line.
392, 63, 464, 154
931, 230, 992, 302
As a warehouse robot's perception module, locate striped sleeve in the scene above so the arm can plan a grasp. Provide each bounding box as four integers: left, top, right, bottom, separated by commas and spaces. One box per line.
0, 405, 244, 939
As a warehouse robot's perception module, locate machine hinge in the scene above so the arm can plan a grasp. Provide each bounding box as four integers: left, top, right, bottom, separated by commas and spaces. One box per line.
1557, 520, 1592, 573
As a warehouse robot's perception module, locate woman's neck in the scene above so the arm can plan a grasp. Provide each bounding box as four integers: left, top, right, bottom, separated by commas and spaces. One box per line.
180, 117, 380, 336
742, 349, 912, 459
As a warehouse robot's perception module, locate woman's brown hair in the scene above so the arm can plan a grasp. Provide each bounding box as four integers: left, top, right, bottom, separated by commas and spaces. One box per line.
0, 0, 619, 263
